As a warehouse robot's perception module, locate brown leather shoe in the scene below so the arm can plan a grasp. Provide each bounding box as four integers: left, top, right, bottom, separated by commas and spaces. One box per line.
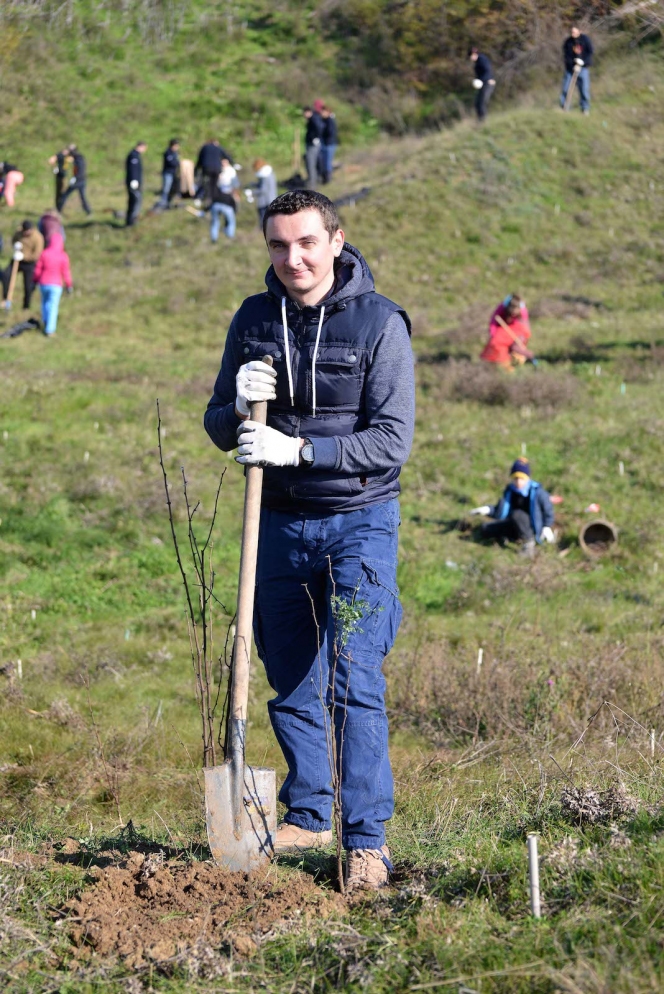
273, 823, 333, 854
345, 846, 392, 891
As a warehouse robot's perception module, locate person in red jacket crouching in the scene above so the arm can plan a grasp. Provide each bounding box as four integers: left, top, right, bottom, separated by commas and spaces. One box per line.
481, 293, 534, 370
32, 231, 72, 337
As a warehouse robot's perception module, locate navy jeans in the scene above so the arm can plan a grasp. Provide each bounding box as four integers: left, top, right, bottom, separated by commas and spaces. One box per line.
254, 498, 402, 850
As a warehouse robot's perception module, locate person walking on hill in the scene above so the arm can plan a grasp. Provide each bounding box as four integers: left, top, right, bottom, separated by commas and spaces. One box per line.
33, 231, 72, 337
321, 106, 338, 184
0, 162, 25, 208
471, 458, 555, 556
303, 105, 324, 187
49, 147, 70, 211
58, 145, 92, 215
469, 48, 496, 122
1, 220, 44, 310
204, 189, 415, 891
125, 141, 147, 227
480, 293, 534, 370
195, 139, 231, 203
561, 25, 593, 114
158, 138, 180, 209
245, 158, 277, 227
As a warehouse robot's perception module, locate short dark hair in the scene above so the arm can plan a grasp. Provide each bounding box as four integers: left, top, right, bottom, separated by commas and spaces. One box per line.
21, 219, 33, 231
169, 137, 180, 147
262, 190, 341, 239
468, 45, 479, 57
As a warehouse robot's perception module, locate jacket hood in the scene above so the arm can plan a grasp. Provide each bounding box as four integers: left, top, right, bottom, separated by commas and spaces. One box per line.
265, 242, 375, 310
47, 231, 64, 251
256, 164, 273, 178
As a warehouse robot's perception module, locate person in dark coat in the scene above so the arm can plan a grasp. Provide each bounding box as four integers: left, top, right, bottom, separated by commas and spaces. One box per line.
471, 458, 555, 555
561, 25, 593, 114
195, 139, 231, 203
58, 145, 92, 215
125, 141, 147, 227
158, 138, 180, 209
48, 147, 70, 211
303, 105, 324, 187
320, 106, 338, 184
469, 47, 496, 122
204, 189, 414, 891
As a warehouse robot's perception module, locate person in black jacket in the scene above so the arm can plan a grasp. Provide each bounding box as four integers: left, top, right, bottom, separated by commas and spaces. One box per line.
58, 145, 92, 215
48, 147, 70, 211
469, 48, 496, 122
125, 141, 147, 227
195, 139, 231, 203
320, 106, 337, 184
561, 26, 593, 114
158, 138, 180, 209
303, 105, 324, 187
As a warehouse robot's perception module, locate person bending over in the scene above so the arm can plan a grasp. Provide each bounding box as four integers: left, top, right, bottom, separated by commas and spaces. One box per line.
481, 293, 534, 370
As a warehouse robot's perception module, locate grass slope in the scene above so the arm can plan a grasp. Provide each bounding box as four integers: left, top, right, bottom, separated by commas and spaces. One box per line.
1, 32, 664, 994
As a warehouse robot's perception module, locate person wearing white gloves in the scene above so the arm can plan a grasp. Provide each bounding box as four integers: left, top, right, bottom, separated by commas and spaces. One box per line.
468, 47, 496, 122
125, 141, 147, 227
204, 189, 414, 892
471, 458, 556, 555
561, 25, 593, 114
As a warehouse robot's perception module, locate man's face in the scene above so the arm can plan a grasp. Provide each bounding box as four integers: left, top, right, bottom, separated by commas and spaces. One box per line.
470, 51, 478, 62
265, 209, 344, 305
571, 27, 580, 38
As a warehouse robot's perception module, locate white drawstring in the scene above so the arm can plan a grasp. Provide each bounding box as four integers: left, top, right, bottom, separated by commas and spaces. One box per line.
311, 305, 325, 417
281, 296, 295, 407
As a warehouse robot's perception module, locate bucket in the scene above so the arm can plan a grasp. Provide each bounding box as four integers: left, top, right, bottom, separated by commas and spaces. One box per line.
579, 518, 618, 557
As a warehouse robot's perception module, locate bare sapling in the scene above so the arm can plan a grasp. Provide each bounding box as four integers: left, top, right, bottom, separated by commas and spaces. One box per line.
156, 401, 231, 768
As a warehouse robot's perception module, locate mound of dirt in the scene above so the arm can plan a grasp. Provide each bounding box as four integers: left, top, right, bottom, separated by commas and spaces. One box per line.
63, 851, 344, 970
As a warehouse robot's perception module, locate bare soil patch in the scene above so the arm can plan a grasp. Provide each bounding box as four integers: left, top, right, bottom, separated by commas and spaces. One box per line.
62, 851, 344, 969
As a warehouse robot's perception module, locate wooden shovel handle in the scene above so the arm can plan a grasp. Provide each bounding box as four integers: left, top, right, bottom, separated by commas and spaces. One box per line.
228, 355, 273, 754
6, 259, 19, 305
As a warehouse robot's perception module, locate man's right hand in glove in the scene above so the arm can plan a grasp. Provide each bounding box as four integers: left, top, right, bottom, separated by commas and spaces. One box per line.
470, 506, 491, 516
129, 180, 139, 190
235, 360, 277, 419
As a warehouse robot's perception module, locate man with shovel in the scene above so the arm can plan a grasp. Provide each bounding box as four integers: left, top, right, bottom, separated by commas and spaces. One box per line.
204, 189, 414, 891
561, 25, 593, 115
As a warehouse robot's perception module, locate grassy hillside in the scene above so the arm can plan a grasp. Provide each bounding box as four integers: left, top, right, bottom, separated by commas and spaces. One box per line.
1, 24, 664, 994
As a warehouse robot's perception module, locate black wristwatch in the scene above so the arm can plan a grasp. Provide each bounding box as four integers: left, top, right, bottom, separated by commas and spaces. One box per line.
300, 437, 314, 466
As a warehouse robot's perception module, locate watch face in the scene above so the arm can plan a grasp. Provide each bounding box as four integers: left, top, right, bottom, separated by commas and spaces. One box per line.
303, 443, 315, 464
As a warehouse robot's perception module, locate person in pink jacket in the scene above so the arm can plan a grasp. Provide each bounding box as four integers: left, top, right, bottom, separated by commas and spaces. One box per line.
32, 232, 72, 336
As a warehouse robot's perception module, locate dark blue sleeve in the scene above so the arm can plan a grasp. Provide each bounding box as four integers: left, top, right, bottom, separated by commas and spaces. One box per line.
204, 314, 243, 452
538, 488, 555, 527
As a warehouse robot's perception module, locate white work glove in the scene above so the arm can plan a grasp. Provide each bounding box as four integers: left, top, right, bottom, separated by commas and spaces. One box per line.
236, 421, 300, 467
312, 137, 321, 146
129, 180, 139, 190
473, 79, 483, 89
235, 360, 277, 418
12, 250, 24, 262
470, 505, 491, 516
69, 177, 76, 186
575, 58, 584, 67
541, 526, 555, 544
244, 188, 254, 203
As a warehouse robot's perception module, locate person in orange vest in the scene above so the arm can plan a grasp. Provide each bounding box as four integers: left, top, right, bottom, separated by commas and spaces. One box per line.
480, 293, 534, 370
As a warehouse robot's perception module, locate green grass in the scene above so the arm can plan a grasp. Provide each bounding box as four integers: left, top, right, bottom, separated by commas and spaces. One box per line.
1, 18, 664, 994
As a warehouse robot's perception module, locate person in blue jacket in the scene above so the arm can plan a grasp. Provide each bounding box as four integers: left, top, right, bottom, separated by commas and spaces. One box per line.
204, 189, 415, 891
471, 458, 555, 554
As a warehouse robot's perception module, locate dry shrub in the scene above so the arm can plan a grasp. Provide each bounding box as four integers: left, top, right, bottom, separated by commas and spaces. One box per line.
425, 360, 581, 410
387, 635, 661, 747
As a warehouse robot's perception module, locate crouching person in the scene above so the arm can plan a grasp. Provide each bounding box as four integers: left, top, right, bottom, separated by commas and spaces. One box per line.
471, 458, 555, 556
204, 190, 415, 891
481, 293, 534, 370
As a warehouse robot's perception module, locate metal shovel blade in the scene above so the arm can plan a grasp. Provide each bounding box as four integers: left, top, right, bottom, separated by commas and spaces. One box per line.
204, 761, 276, 872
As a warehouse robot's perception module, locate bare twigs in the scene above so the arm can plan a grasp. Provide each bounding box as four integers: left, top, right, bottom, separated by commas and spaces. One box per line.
156, 401, 229, 768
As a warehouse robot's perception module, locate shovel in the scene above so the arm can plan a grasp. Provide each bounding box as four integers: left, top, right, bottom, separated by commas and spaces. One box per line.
563, 65, 581, 112
495, 314, 539, 368
3, 258, 19, 311
204, 355, 277, 872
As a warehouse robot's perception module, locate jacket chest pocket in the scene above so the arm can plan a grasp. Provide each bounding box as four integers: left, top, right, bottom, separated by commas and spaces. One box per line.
310, 356, 364, 409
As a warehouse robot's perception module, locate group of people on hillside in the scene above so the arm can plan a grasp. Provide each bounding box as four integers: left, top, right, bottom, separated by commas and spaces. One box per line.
1, 210, 72, 336
303, 100, 338, 187
470, 23, 594, 121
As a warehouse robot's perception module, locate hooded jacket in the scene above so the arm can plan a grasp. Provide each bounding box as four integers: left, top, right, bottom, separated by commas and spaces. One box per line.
33, 232, 72, 289
204, 243, 414, 513
489, 481, 554, 544
253, 164, 277, 209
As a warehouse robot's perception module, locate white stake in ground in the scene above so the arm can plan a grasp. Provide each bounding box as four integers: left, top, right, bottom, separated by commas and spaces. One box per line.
477, 647, 483, 673
527, 833, 541, 918
651, 729, 656, 760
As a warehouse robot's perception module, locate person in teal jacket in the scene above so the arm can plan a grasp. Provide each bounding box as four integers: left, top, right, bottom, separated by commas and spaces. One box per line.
471, 458, 555, 554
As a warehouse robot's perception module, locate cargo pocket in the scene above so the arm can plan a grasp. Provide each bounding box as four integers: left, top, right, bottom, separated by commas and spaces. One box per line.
359, 558, 402, 661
